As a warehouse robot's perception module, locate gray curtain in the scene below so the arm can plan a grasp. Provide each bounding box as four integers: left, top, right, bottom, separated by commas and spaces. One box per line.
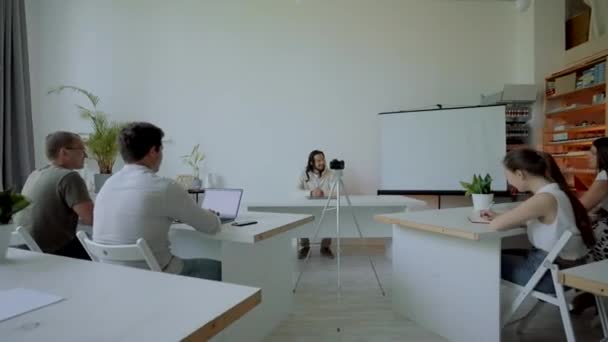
0, 0, 35, 191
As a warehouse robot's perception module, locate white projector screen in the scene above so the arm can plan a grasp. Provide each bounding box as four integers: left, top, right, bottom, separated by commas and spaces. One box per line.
380, 105, 507, 192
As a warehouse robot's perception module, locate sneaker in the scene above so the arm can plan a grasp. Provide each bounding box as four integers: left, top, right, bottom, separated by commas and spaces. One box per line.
320, 247, 334, 259
298, 246, 310, 260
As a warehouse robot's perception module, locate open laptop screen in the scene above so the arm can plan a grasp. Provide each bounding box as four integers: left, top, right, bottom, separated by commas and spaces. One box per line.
201, 189, 243, 219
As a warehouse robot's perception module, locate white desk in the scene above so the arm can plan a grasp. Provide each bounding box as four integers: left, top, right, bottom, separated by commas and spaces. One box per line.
560, 259, 608, 341
170, 211, 313, 342
0, 249, 260, 342
248, 195, 426, 239
376, 205, 526, 342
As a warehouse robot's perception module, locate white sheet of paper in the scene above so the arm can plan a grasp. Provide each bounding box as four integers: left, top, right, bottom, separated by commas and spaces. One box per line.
0, 288, 64, 322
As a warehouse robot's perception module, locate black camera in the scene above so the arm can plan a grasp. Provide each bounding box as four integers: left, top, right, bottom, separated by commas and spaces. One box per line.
329, 159, 345, 170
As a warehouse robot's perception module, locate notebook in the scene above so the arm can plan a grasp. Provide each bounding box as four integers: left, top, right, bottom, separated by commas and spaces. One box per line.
467, 213, 491, 224
0, 288, 64, 322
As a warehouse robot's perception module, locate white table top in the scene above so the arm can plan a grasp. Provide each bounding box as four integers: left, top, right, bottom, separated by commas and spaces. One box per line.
247, 195, 426, 208
375, 204, 526, 241
0, 249, 261, 342
559, 259, 608, 297
172, 211, 314, 243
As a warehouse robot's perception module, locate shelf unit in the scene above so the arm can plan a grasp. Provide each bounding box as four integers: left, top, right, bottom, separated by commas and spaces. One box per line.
506, 104, 532, 151
543, 54, 608, 192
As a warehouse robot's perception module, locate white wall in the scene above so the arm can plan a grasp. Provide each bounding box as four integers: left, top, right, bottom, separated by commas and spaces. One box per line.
529, 0, 566, 147
565, 34, 608, 64
25, 0, 532, 201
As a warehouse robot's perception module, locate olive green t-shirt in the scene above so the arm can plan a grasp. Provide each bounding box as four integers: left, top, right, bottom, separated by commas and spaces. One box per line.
14, 165, 91, 253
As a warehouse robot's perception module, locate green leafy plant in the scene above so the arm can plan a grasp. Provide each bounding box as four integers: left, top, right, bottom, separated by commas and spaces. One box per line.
460, 174, 493, 196
47, 85, 123, 174
181, 144, 205, 179
0, 190, 30, 224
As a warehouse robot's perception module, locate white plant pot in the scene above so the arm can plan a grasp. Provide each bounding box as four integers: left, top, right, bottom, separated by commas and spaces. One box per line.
472, 194, 494, 211
191, 177, 203, 190
0, 223, 15, 263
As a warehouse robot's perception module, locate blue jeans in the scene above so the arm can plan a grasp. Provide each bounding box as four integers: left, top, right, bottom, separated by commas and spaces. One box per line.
501, 248, 583, 294
179, 258, 222, 281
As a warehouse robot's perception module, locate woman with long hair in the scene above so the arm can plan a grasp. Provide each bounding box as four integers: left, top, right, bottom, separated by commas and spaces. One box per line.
481, 148, 594, 293
569, 137, 608, 314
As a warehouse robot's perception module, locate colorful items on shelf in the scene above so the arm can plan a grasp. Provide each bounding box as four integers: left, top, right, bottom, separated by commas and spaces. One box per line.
592, 92, 606, 105
505, 105, 530, 122
506, 123, 528, 138
576, 61, 606, 89
546, 81, 556, 97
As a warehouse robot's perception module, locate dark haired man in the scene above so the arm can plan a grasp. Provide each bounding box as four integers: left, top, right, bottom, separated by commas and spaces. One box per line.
93, 122, 222, 280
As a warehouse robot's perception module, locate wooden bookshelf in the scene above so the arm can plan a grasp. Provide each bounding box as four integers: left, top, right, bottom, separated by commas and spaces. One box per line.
545, 103, 605, 120
546, 139, 597, 147
543, 53, 607, 192
547, 83, 606, 101
546, 124, 606, 135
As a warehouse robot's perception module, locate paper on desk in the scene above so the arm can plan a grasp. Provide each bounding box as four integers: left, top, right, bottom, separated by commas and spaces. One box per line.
0, 288, 64, 322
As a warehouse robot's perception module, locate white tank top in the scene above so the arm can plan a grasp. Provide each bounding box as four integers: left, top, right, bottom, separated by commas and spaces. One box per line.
526, 183, 587, 260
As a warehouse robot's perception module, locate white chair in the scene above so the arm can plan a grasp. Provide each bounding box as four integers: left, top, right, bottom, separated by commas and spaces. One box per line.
76, 231, 162, 272
10, 226, 42, 252
501, 230, 577, 341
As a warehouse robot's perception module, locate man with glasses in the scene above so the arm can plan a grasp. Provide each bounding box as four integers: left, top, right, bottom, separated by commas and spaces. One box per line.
15, 131, 94, 259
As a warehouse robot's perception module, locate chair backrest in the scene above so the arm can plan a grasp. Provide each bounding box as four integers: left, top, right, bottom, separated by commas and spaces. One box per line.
10, 226, 42, 253
544, 229, 574, 265
76, 231, 162, 271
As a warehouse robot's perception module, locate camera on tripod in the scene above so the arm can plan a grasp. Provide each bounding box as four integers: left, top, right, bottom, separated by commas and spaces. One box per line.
329, 159, 345, 170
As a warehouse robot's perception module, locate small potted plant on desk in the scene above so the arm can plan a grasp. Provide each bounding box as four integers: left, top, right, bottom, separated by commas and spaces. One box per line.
181, 144, 205, 190
0, 190, 30, 262
460, 174, 494, 211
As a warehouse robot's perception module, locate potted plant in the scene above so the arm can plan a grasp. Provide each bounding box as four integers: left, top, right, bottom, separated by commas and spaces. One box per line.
48, 86, 123, 192
0, 190, 30, 262
181, 144, 205, 189
460, 174, 494, 211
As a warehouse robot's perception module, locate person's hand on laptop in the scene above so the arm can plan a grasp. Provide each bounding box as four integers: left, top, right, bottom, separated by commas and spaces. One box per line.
209, 210, 221, 217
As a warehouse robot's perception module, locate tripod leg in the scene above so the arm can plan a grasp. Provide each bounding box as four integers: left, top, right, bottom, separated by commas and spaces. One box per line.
336, 178, 341, 294
292, 180, 338, 293
342, 180, 386, 296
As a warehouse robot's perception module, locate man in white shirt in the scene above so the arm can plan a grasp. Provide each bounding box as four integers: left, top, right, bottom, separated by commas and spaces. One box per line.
93, 122, 222, 280
296, 150, 334, 259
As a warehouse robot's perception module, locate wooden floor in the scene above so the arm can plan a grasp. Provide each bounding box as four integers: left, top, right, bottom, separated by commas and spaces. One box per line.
266, 246, 603, 342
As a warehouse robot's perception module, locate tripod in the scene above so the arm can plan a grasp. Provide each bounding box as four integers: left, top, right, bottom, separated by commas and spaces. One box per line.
293, 169, 386, 296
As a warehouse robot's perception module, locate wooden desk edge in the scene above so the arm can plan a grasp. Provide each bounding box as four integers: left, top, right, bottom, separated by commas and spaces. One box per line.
184, 289, 262, 341
253, 215, 315, 242
559, 272, 608, 297
374, 215, 480, 241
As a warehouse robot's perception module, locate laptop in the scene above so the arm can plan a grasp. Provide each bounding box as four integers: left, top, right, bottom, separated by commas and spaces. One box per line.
201, 188, 243, 224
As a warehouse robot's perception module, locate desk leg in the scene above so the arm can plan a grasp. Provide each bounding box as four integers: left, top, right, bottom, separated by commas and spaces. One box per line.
597, 296, 608, 341
392, 225, 502, 342
220, 234, 294, 342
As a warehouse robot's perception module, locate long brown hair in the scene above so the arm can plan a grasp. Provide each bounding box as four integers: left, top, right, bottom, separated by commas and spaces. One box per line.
305, 150, 325, 182
593, 137, 608, 174
503, 148, 595, 248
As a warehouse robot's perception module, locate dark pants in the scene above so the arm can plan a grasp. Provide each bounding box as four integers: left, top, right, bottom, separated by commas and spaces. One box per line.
53, 238, 91, 261
501, 248, 583, 294
179, 258, 222, 281
300, 238, 331, 248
